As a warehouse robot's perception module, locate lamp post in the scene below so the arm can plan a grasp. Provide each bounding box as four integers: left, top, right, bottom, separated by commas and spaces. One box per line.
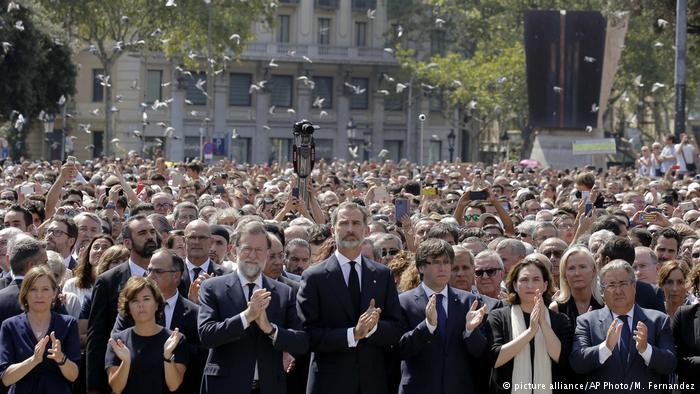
447, 129, 456, 162
418, 113, 426, 166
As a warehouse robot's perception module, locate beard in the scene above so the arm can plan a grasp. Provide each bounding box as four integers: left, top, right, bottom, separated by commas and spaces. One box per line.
238, 259, 262, 280
133, 240, 158, 258
336, 233, 363, 249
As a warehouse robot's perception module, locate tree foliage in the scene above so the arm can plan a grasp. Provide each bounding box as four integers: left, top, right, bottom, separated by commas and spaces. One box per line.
0, 0, 76, 159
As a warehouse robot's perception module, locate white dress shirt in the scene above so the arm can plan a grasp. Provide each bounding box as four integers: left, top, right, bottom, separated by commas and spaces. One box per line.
185, 258, 211, 282
128, 258, 147, 277
597, 306, 653, 365
422, 283, 448, 334
333, 250, 378, 347
163, 291, 179, 329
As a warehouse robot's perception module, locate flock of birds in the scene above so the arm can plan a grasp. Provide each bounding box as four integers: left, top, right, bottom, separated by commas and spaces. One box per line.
0, 1, 676, 155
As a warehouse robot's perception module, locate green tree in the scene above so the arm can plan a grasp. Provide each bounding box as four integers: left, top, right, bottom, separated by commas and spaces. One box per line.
0, 0, 76, 159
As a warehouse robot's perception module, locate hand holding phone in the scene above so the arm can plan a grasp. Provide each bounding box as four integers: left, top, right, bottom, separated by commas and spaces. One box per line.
395, 198, 410, 225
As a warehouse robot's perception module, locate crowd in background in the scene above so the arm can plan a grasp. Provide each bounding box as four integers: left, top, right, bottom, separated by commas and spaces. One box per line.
0, 135, 699, 393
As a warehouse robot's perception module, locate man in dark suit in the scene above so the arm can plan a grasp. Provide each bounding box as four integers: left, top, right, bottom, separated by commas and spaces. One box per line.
297, 202, 403, 394
570, 260, 676, 393
198, 221, 308, 394
263, 231, 305, 394
86, 214, 158, 394
112, 248, 202, 394
672, 303, 700, 387
44, 215, 78, 270
398, 239, 487, 394
598, 236, 666, 312
0, 237, 49, 322
0, 227, 23, 291
179, 220, 230, 304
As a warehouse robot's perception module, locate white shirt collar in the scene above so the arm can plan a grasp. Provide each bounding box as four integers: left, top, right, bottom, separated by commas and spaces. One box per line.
164, 290, 179, 308
186, 258, 211, 273
421, 282, 448, 299
334, 250, 361, 266
610, 305, 635, 330
63, 254, 73, 267
237, 270, 263, 290
128, 258, 147, 277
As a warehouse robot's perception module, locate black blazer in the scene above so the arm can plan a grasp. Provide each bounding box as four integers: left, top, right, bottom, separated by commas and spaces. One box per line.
398, 285, 487, 394
198, 274, 308, 394
485, 305, 573, 394
0, 282, 22, 325
297, 255, 403, 394
672, 303, 700, 387
0, 273, 11, 291
112, 294, 203, 394
274, 275, 307, 394
178, 260, 230, 298
635, 281, 666, 313
86, 262, 131, 393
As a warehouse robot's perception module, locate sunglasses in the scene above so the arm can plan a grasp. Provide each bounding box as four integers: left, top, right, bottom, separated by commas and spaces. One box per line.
542, 249, 564, 259
692, 253, 700, 259
381, 248, 400, 257
474, 267, 502, 277
464, 214, 480, 222
516, 232, 529, 238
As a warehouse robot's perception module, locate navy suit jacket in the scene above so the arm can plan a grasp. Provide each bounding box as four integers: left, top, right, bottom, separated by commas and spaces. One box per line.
86, 262, 131, 393
398, 285, 487, 394
178, 260, 230, 298
636, 281, 666, 313
297, 255, 403, 394
198, 273, 308, 394
569, 305, 676, 393
112, 294, 203, 394
671, 303, 700, 387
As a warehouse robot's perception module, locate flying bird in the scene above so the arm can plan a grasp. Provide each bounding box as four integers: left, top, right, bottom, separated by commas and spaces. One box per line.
349, 146, 358, 158
229, 34, 241, 45
651, 82, 665, 93
367, 9, 376, 19
165, 0, 176, 6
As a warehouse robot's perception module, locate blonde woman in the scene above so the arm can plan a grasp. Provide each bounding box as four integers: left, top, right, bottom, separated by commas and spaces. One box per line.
550, 246, 604, 324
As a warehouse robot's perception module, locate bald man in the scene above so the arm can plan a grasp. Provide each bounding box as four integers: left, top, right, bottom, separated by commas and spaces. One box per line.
178, 220, 231, 303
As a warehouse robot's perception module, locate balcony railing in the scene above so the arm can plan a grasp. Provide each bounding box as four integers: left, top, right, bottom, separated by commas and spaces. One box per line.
315, 0, 339, 9
352, 0, 376, 10
318, 45, 348, 56
279, 0, 299, 5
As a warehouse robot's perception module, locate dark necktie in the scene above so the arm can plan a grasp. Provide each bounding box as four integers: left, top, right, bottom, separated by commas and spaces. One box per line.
618, 315, 631, 365
247, 283, 256, 301
192, 267, 202, 282
348, 261, 361, 319
436, 293, 448, 346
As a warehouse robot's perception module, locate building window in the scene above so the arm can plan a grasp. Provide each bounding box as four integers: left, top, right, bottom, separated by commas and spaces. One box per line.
350, 77, 369, 110
355, 22, 367, 47
384, 140, 403, 162
271, 75, 293, 108
428, 140, 442, 163
314, 139, 334, 161
270, 138, 293, 164
318, 18, 330, 45
92, 69, 104, 102
92, 131, 104, 158
184, 72, 207, 106
229, 73, 252, 106
278, 15, 290, 43
184, 136, 201, 161
232, 137, 251, 162
313, 77, 333, 109
145, 70, 162, 104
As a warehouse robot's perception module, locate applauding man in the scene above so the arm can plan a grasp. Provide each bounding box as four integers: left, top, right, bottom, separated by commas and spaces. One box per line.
398, 239, 487, 394
198, 221, 307, 394
298, 202, 402, 394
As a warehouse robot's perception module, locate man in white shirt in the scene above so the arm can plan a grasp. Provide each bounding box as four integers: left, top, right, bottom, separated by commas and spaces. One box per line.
675, 133, 698, 174
660, 135, 678, 175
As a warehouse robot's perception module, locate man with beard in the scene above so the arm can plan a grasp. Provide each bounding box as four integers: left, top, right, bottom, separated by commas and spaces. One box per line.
45, 215, 78, 269
209, 224, 236, 270
284, 238, 312, 276
86, 214, 159, 394
297, 202, 402, 394
179, 220, 229, 304
198, 220, 308, 393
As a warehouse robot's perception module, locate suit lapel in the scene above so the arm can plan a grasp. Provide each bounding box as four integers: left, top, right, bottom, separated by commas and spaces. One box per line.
326, 256, 355, 322
597, 306, 623, 367
225, 274, 248, 313
170, 296, 185, 330
446, 287, 462, 342
360, 257, 377, 311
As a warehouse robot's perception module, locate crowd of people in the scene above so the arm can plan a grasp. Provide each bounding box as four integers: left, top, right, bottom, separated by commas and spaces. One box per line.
0, 134, 699, 393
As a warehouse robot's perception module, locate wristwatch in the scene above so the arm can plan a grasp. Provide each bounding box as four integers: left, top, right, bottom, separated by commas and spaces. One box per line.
163, 353, 175, 363
265, 325, 277, 338
57, 354, 68, 366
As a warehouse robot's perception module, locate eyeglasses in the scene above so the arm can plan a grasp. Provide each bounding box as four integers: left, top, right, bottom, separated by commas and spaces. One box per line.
692, 253, 700, 259
240, 246, 266, 256
516, 232, 529, 238
46, 228, 68, 237
145, 268, 179, 275
602, 280, 634, 290
542, 249, 564, 259
154, 203, 173, 210
475, 267, 502, 277
464, 214, 480, 222
185, 235, 210, 242
381, 248, 400, 257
